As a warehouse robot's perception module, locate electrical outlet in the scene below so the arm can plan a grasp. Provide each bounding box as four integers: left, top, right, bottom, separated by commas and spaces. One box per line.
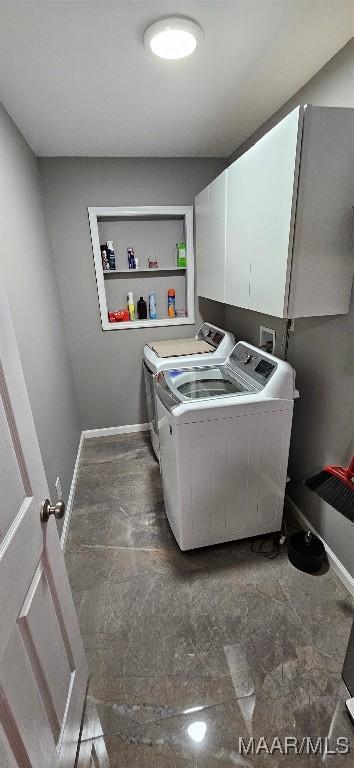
55, 476, 62, 500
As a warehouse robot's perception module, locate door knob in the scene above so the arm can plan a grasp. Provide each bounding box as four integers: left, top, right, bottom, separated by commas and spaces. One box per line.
40, 499, 66, 523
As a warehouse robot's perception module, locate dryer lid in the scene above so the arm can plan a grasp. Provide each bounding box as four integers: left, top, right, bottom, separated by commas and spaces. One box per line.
148, 338, 214, 358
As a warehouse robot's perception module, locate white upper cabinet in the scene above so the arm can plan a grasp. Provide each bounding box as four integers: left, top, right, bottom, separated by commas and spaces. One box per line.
196, 105, 354, 319
195, 171, 226, 303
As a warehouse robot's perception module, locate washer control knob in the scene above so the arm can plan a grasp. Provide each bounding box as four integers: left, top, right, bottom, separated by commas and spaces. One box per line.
244, 354, 253, 364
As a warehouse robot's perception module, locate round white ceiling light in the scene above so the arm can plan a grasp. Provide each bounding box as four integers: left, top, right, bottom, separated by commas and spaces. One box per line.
144, 17, 203, 60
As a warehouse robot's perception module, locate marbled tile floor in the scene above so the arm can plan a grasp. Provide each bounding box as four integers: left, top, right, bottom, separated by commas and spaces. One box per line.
66, 432, 354, 767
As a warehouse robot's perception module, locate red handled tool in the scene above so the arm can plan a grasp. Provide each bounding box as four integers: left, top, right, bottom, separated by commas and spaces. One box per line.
305, 456, 354, 522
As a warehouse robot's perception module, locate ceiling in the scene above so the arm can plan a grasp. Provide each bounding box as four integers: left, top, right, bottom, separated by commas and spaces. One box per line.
0, 1, 352, 157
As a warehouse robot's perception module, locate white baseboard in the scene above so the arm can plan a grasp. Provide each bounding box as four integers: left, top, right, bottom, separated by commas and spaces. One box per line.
61, 433, 84, 552
286, 494, 354, 598
82, 423, 150, 439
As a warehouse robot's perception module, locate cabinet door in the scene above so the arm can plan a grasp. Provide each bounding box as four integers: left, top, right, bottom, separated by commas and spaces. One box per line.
195, 173, 227, 303
225, 156, 253, 309
195, 185, 210, 300
289, 106, 354, 317
208, 172, 227, 303
248, 107, 302, 317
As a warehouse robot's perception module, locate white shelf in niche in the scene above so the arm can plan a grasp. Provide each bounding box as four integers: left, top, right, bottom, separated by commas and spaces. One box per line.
88, 205, 195, 331
106, 316, 191, 330
103, 267, 186, 276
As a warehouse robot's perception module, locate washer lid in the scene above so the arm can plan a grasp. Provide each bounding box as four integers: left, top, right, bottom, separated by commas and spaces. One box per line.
163, 366, 256, 403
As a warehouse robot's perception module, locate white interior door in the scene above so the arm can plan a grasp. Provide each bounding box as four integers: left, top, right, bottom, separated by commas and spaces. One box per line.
0, 278, 88, 768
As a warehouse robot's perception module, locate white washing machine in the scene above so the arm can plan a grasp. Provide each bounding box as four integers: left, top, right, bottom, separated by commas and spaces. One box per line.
143, 323, 235, 458
156, 342, 298, 551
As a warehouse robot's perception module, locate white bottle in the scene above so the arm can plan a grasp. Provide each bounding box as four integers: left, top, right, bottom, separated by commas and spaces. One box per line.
106, 240, 116, 270
149, 292, 157, 320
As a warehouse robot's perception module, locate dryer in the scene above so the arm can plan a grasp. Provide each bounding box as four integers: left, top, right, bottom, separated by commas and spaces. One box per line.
155, 342, 298, 550
143, 323, 235, 458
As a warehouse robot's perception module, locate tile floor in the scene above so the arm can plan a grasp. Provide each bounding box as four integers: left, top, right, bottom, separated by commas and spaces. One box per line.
66, 432, 354, 767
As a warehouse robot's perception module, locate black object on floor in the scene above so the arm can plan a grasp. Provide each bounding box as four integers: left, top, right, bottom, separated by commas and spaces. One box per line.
305, 456, 354, 522
288, 530, 325, 573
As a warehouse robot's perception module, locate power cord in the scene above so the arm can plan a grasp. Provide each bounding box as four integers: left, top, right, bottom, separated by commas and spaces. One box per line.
250, 519, 287, 560
251, 534, 280, 559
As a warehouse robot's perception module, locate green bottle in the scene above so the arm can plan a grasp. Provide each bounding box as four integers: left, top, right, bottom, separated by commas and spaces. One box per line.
176, 242, 187, 268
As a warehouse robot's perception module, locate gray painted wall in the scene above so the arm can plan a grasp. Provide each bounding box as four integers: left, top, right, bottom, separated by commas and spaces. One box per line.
0, 101, 81, 523
38, 158, 226, 430
225, 39, 354, 575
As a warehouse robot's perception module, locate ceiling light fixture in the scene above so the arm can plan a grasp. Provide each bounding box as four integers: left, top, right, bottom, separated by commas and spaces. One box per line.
144, 17, 203, 60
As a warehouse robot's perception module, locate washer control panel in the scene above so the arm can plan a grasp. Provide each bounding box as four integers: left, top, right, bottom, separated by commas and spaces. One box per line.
198, 324, 225, 349
229, 343, 277, 387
